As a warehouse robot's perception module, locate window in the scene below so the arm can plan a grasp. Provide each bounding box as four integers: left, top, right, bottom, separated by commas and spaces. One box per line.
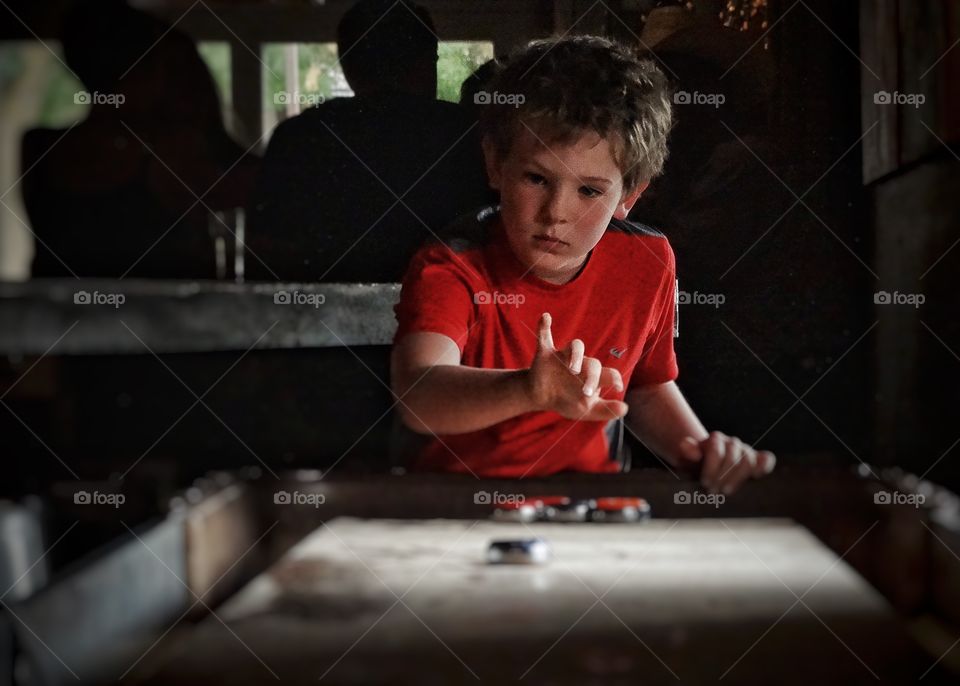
437, 41, 495, 103
261, 43, 346, 141
0, 41, 86, 280
197, 41, 234, 134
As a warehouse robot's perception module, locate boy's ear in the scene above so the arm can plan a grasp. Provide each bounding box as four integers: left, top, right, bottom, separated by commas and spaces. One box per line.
481, 137, 503, 190
613, 179, 650, 220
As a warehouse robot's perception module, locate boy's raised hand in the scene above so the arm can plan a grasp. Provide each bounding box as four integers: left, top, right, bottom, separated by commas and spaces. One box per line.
526, 313, 629, 422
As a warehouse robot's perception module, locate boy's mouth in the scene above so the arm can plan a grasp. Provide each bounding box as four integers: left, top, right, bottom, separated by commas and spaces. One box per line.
533, 234, 569, 249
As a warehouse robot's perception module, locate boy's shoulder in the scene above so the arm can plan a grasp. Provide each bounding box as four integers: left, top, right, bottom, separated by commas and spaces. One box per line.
402, 205, 496, 281
606, 219, 674, 260
422, 204, 499, 256
604, 217, 674, 270
442, 205, 499, 245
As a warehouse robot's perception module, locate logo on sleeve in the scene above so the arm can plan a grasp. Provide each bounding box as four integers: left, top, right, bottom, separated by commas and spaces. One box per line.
609, 347, 627, 359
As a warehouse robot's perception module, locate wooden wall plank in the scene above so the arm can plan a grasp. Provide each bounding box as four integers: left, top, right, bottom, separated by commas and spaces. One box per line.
860, 0, 899, 183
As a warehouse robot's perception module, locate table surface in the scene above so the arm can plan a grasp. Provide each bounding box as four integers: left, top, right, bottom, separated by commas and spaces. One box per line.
144, 517, 936, 685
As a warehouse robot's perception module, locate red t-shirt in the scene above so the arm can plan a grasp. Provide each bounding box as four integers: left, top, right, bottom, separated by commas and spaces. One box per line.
393, 208, 678, 477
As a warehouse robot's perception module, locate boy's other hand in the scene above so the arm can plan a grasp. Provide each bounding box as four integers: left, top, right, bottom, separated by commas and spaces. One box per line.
679, 432, 776, 495
526, 312, 628, 422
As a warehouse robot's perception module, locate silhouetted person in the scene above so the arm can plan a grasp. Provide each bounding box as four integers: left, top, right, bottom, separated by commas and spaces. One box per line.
459, 58, 502, 123
21, 0, 258, 279
457, 58, 503, 208
246, 0, 489, 283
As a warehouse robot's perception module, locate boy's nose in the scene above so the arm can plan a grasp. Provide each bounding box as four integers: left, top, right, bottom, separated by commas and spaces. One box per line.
538, 188, 571, 227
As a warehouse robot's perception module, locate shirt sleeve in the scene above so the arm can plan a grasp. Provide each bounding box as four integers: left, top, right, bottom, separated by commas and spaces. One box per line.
628, 240, 679, 388
393, 244, 475, 354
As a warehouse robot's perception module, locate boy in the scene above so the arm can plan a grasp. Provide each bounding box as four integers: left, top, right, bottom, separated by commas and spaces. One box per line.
391, 36, 775, 494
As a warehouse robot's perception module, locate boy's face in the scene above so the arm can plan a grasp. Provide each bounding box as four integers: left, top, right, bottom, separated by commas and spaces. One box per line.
484, 125, 648, 284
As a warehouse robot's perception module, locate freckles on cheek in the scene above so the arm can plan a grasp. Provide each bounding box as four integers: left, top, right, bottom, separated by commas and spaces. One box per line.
579, 202, 613, 229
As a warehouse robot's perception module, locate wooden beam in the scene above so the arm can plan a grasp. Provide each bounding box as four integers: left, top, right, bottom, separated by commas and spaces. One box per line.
0, 280, 401, 355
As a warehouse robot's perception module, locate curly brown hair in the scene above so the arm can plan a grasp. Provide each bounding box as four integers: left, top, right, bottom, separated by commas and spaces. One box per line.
479, 35, 673, 191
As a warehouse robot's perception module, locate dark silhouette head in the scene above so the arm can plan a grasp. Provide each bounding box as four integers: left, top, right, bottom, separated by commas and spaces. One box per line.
337, 0, 438, 97
60, 0, 165, 95
459, 57, 502, 108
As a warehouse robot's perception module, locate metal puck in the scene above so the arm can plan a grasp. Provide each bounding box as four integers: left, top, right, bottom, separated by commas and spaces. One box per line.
486, 538, 552, 565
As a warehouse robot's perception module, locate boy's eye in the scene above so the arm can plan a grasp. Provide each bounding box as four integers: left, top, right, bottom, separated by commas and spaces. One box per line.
580, 186, 603, 198
524, 172, 548, 185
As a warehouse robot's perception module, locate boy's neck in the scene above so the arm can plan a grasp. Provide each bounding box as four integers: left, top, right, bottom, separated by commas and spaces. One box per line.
491, 216, 595, 286
535, 254, 590, 285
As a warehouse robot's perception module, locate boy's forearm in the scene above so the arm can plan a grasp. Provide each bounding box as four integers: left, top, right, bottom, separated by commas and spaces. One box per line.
395, 365, 537, 435
625, 382, 708, 467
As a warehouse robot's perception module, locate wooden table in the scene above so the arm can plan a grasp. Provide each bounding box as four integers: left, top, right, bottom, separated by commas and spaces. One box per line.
143, 517, 935, 685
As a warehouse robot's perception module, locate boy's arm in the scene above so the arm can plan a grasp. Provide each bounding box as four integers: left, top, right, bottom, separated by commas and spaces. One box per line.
390, 332, 533, 434
624, 382, 708, 465
625, 382, 776, 494
391, 314, 628, 435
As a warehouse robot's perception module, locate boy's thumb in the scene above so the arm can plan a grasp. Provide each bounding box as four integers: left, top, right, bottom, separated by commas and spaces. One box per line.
537, 312, 554, 351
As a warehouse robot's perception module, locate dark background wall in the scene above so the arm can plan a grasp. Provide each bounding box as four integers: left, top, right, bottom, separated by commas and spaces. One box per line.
862, 0, 960, 490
